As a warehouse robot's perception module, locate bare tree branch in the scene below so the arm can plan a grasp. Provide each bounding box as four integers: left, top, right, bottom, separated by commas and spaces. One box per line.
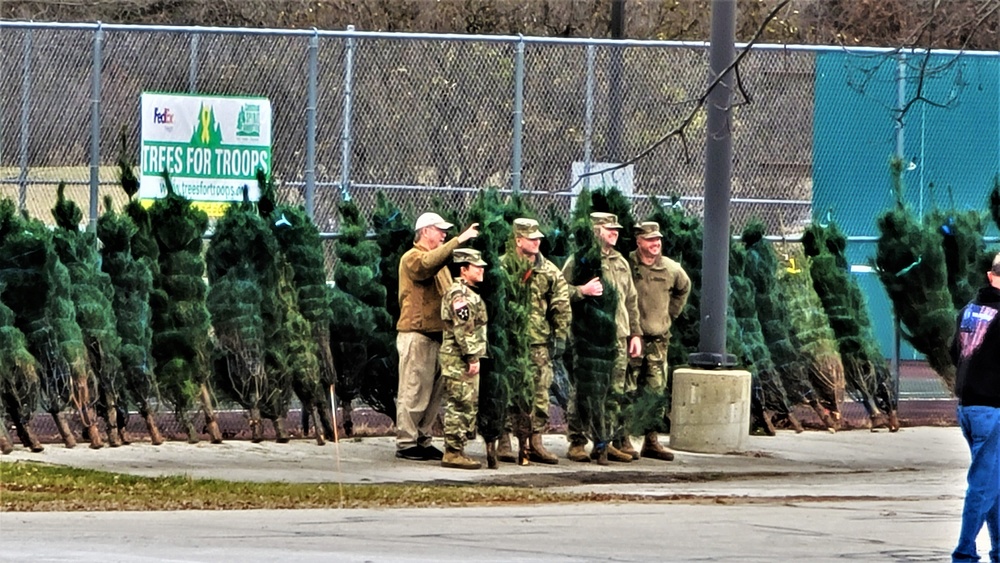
572, 0, 792, 188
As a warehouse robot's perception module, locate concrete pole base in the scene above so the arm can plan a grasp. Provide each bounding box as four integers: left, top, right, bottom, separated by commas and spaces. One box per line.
669, 367, 751, 454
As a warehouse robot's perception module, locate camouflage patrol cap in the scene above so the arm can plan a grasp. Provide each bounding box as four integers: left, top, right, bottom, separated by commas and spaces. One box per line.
634, 221, 663, 239
590, 212, 623, 229
512, 218, 545, 240
453, 248, 488, 267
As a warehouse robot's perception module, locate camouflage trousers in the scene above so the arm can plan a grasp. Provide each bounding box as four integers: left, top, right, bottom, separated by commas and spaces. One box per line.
441, 352, 480, 451
567, 338, 630, 445
505, 345, 553, 435
632, 336, 670, 434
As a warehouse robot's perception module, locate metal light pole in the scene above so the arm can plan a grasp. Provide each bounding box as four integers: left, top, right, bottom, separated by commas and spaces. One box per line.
689, 0, 737, 368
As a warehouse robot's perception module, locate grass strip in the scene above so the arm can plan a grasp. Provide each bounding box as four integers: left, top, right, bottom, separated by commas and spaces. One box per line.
0, 460, 625, 511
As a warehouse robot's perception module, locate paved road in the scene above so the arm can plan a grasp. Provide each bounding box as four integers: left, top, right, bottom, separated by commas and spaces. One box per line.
1, 425, 991, 562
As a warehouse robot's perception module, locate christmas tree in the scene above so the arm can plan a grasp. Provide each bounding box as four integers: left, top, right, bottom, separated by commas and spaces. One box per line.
741, 220, 803, 432
776, 247, 845, 430
803, 218, 897, 430
540, 206, 573, 412
0, 200, 101, 448
0, 285, 44, 452
874, 159, 956, 392
728, 241, 781, 435
148, 174, 222, 443
565, 189, 618, 461
330, 200, 395, 433
258, 171, 336, 443
206, 188, 287, 442
98, 194, 165, 445
469, 188, 533, 466
52, 185, 127, 446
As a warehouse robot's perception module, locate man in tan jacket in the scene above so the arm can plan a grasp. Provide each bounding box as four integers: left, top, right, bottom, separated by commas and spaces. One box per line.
629, 221, 690, 461
396, 212, 479, 461
562, 212, 642, 464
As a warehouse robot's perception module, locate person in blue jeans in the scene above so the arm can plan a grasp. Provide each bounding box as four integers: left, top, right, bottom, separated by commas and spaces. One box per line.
951, 252, 1000, 562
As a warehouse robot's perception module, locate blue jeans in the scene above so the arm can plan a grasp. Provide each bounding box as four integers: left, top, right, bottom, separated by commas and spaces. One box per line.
953, 405, 1000, 562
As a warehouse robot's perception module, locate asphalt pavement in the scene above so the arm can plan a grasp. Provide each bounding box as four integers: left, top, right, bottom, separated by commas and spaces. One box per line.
1, 424, 991, 562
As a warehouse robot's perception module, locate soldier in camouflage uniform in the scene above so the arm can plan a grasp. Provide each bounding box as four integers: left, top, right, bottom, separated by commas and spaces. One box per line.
497, 218, 571, 465
439, 248, 489, 470
562, 212, 643, 464
629, 221, 690, 461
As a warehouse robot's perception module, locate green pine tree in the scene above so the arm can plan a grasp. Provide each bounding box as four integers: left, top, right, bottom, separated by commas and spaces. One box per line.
148, 174, 222, 443
803, 218, 896, 429
776, 247, 845, 429
565, 189, 618, 451
0, 284, 44, 451
98, 194, 165, 445
0, 200, 101, 448
206, 188, 289, 442
258, 172, 337, 443
331, 200, 395, 432
741, 220, 804, 431
874, 158, 956, 393
53, 185, 127, 446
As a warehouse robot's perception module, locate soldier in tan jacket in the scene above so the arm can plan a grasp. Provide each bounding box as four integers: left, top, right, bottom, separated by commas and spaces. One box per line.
562, 212, 643, 464
629, 221, 691, 461
395, 212, 479, 461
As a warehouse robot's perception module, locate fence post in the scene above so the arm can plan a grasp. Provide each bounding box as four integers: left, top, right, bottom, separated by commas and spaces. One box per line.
584, 43, 595, 191
339, 25, 356, 202
18, 28, 32, 212
88, 22, 104, 233
188, 32, 199, 93
891, 52, 907, 387
511, 35, 525, 195
305, 30, 319, 218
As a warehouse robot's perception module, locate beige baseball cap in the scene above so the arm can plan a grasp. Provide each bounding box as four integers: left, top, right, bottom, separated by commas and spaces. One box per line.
590, 212, 623, 229
634, 221, 663, 239
452, 248, 488, 267
414, 212, 454, 231
512, 218, 545, 240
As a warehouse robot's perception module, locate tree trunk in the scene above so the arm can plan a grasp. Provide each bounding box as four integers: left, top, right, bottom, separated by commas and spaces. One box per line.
273, 416, 289, 443
51, 411, 77, 448
199, 383, 223, 443
143, 409, 165, 445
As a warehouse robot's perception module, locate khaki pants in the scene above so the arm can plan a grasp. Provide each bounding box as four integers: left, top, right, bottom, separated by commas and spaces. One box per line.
396, 331, 444, 449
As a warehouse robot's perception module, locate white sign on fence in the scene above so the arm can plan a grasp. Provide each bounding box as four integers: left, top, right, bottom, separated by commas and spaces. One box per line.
140, 92, 272, 216
569, 161, 634, 211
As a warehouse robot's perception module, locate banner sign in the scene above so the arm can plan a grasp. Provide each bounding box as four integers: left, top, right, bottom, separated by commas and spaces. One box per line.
140, 92, 272, 216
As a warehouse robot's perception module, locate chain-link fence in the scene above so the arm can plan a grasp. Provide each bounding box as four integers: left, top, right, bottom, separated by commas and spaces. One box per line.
1, 22, 820, 235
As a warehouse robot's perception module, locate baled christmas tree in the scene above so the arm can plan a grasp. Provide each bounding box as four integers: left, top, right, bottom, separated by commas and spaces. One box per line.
258, 172, 335, 443
0, 285, 43, 452
0, 200, 101, 448
52, 185, 127, 447
206, 189, 288, 442
148, 175, 222, 443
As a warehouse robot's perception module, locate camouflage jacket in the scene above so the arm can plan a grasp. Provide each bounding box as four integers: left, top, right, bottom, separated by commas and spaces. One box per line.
628, 251, 691, 338
562, 249, 641, 339
440, 278, 489, 360
501, 252, 571, 346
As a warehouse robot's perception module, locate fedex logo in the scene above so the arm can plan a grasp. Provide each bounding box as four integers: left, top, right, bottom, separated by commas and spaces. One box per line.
153, 107, 174, 125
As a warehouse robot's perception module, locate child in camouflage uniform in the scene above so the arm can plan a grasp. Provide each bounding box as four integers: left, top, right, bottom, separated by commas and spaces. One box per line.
439, 248, 489, 470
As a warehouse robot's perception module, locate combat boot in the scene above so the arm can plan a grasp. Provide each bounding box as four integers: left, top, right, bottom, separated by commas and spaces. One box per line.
887, 410, 900, 433
640, 431, 674, 461
567, 440, 591, 463
485, 440, 498, 469
594, 443, 632, 463
614, 436, 639, 460
442, 447, 481, 470
528, 433, 559, 465
591, 444, 609, 466
497, 432, 516, 463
